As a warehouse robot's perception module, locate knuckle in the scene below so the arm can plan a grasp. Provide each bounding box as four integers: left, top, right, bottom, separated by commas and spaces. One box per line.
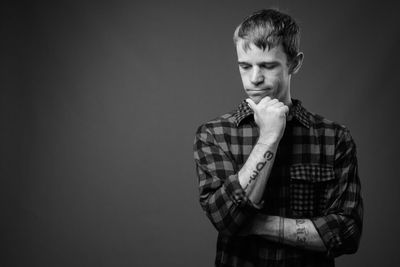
263, 96, 271, 103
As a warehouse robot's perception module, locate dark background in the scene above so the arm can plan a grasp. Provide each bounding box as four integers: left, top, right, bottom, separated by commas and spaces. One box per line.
1, 0, 399, 266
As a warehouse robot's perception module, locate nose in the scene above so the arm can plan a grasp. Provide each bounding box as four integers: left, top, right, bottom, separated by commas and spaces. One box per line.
250, 67, 264, 85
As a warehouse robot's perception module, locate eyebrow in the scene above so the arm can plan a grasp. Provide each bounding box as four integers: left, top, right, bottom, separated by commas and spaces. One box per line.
237, 61, 280, 66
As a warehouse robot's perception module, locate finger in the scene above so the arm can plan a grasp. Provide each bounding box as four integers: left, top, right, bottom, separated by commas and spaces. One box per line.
282, 105, 289, 115
245, 98, 257, 110
272, 101, 284, 108
268, 98, 279, 105
259, 96, 271, 105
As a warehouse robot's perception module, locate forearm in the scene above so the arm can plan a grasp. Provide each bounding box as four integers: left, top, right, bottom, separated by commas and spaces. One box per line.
194, 126, 278, 235
284, 217, 326, 251
242, 214, 326, 252
238, 140, 278, 205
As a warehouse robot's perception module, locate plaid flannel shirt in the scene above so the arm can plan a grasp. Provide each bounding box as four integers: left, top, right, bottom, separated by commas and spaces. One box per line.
193, 99, 363, 267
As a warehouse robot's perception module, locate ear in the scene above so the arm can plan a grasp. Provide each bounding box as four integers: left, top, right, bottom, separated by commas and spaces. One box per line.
289, 52, 304, 74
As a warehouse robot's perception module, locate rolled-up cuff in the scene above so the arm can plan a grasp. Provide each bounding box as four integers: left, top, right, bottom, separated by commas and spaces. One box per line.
311, 216, 342, 258
224, 174, 264, 211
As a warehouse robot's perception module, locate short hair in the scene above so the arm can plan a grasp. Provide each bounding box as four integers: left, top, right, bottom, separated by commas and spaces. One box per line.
233, 9, 300, 63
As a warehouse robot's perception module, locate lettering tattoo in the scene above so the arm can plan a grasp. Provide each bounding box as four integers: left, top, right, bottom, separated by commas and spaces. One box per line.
244, 150, 274, 190
295, 219, 309, 247
263, 150, 273, 161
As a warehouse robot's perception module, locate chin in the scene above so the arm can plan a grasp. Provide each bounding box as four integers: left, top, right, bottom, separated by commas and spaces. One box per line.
251, 94, 274, 104
248, 96, 262, 104
250, 96, 266, 104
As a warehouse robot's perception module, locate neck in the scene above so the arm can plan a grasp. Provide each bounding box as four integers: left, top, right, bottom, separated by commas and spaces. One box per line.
279, 94, 292, 107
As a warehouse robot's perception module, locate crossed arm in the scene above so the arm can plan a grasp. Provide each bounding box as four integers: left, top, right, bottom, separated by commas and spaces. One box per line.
236, 140, 326, 252
194, 128, 326, 252
240, 214, 326, 251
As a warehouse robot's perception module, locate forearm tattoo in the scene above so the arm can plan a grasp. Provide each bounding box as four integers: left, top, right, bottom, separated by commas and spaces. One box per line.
244, 150, 274, 190
295, 219, 309, 247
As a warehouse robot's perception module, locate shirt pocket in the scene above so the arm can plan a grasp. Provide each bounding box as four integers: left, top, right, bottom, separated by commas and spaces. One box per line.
289, 163, 336, 217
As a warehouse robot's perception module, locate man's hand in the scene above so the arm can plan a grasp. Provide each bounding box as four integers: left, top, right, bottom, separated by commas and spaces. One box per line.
246, 97, 289, 144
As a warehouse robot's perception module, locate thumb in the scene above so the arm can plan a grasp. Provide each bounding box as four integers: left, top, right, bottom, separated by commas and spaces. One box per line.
245, 98, 257, 110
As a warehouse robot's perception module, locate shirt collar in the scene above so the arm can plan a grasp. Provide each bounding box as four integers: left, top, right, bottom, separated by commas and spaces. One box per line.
233, 98, 311, 128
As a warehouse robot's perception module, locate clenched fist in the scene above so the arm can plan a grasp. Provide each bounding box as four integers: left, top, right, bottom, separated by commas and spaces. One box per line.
246, 97, 289, 144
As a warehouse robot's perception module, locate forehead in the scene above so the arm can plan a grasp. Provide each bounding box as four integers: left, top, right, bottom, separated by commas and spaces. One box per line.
236, 39, 288, 64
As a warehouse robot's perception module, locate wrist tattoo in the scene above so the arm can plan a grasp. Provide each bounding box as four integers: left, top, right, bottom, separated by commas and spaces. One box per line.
244, 150, 274, 190
295, 219, 308, 247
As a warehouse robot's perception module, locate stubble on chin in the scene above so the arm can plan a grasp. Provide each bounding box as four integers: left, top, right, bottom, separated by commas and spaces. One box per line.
254, 94, 275, 104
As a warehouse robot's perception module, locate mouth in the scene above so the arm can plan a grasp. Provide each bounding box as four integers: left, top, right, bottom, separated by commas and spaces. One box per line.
248, 89, 267, 92
247, 87, 272, 92
247, 88, 272, 95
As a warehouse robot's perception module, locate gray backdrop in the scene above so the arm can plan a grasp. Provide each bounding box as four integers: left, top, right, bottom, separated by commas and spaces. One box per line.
1, 0, 399, 266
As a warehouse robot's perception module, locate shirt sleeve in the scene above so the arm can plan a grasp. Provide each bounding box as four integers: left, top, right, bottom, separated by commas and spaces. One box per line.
193, 123, 261, 235
311, 128, 363, 257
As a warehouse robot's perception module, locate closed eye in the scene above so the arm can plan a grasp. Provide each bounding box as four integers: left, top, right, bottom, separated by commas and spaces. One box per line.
259, 63, 278, 70
238, 63, 251, 70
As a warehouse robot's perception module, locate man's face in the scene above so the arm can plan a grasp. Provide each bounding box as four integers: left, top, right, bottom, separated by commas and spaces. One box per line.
236, 40, 292, 104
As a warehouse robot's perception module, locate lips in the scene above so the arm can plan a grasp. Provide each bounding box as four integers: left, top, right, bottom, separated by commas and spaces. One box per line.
247, 87, 272, 91
247, 88, 272, 94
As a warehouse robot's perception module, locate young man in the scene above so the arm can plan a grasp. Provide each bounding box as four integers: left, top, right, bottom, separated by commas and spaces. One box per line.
193, 9, 363, 267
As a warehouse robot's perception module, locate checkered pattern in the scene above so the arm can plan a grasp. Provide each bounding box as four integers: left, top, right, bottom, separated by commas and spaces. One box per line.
290, 164, 337, 216
193, 99, 363, 266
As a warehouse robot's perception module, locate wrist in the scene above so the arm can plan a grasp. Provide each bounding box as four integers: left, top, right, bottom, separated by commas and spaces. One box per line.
264, 215, 281, 241
257, 136, 280, 147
